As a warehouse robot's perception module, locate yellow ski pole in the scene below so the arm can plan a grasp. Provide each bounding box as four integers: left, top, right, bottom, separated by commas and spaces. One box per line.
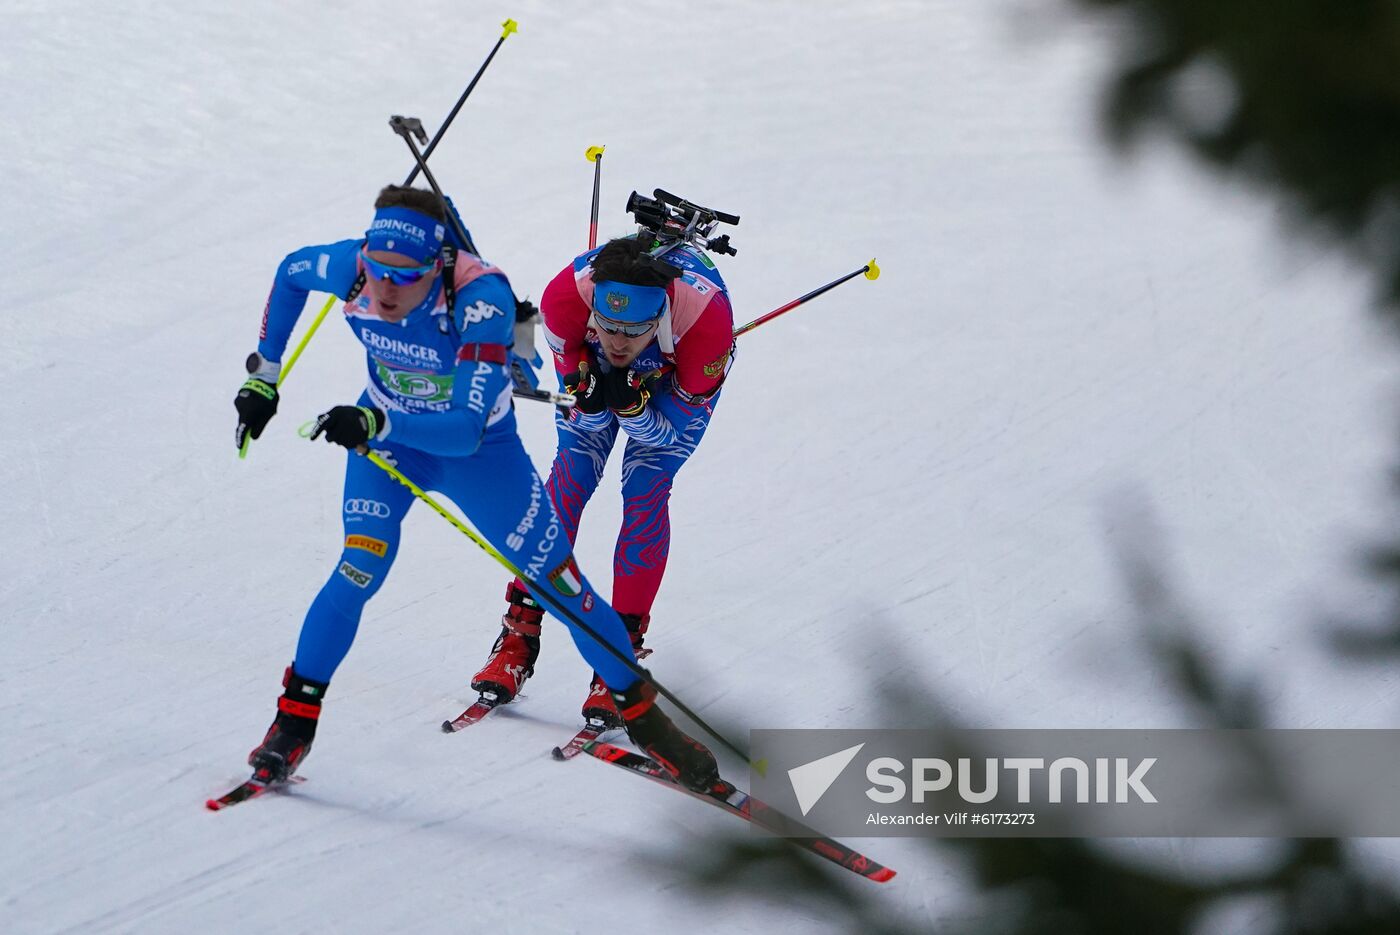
343, 444, 754, 768
363, 448, 516, 570
239, 293, 337, 460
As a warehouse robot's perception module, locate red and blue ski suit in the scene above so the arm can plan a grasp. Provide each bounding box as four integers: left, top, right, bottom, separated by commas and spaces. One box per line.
513, 243, 735, 618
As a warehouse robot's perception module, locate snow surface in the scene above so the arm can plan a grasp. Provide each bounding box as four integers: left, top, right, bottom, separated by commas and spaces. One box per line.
5, 1, 1400, 932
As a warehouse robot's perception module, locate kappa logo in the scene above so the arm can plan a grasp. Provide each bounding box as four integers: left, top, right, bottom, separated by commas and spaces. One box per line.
345, 534, 388, 557
788, 743, 866, 816
462, 299, 504, 325
345, 498, 391, 518
338, 561, 375, 589
582, 591, 594, 612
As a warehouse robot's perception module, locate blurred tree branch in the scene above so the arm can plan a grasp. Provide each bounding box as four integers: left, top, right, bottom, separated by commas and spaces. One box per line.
1072, 0, 1400, 305
665, 5, 1400, 929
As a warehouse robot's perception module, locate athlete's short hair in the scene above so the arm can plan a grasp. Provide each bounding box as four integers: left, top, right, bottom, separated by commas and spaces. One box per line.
591, 237, 683, 287
374, 184, 445, 221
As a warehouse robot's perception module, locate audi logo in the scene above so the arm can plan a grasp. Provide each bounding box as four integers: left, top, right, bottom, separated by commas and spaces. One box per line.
344, 499, 391, 518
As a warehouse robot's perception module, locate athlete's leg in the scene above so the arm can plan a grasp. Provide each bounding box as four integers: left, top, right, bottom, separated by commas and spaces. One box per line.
548, 411, 620, 543
502, 410, 619, 599
613, 391, 721, 617
438, 416, 638, 690
292, 447, 438, 682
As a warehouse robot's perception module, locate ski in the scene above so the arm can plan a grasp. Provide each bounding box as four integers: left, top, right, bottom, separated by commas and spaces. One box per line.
441, 693, 507, 733
580, 739, 896, 883
205, 772, 304, 811
551, 718, 619, 760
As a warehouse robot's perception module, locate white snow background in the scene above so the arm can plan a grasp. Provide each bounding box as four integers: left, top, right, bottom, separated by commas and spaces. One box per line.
3, 1, 1399, 932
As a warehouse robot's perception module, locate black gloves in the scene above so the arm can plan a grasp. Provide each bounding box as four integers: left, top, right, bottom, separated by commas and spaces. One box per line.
563, 364, 658, 420
564, 365, 608, 416
604, 367, 651, 418
235, 353, 281, 449
309, 405, 386, 449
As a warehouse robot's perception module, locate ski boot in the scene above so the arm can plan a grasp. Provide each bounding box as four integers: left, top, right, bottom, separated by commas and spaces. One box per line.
612, 680, 724, 793
470, 583, 543, 703
580, 613, 651, 729
248, 666, 327, 783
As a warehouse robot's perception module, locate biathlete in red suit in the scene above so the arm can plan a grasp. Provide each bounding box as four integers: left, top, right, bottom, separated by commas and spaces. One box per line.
470, 235, 735, 726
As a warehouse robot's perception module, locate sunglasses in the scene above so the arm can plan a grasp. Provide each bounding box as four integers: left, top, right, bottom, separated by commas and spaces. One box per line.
591, 312, 659, 338
360, 248, 438, 285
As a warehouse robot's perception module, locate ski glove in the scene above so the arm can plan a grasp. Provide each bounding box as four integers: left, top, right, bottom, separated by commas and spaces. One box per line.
604, 368, 651, 419
234, 353, 283, 449
564, 364, 608, 416
309, 405, 386, 450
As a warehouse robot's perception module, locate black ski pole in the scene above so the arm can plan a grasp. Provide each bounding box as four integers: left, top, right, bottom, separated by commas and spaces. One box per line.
586, 145, 605, 249
388, 116, 565, 407
404, 18, 518, 188
389, 116, 473, 249
733, 259, 881, 337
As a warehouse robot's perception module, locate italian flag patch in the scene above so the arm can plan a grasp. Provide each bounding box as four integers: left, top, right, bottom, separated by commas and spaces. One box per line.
548, 557, 583, 597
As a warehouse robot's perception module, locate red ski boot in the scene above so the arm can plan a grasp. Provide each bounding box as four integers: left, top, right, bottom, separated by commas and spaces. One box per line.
470, 584, 544, 703
580, 613, 651, 728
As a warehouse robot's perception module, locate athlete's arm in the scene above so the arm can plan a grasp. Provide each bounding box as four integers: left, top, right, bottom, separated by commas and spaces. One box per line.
616, 291, 734, 446
257, 239, 363, 362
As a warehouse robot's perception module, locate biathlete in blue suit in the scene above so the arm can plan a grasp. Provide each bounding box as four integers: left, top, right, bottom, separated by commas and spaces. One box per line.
231, 186, 721, 790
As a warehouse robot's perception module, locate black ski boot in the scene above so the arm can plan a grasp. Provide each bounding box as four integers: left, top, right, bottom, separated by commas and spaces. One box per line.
248, 666, 327, 782
612, 680, 724, 793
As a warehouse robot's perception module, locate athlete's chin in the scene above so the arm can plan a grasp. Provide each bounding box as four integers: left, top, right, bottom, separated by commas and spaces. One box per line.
605, 350, 633, 366
376, 302, 407, 322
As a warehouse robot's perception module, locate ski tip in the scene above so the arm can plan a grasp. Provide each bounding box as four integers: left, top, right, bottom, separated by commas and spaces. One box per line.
550, 746, 567, 761
586, 145, 606, 162
864, 258, 881, 280
204, 798, 221, 811
501, 18, 518, 38
870, 867, 896, 883
441, 720, 457, 733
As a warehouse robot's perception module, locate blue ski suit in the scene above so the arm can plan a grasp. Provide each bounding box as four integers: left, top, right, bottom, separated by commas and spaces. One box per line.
256, 239, 639, 688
